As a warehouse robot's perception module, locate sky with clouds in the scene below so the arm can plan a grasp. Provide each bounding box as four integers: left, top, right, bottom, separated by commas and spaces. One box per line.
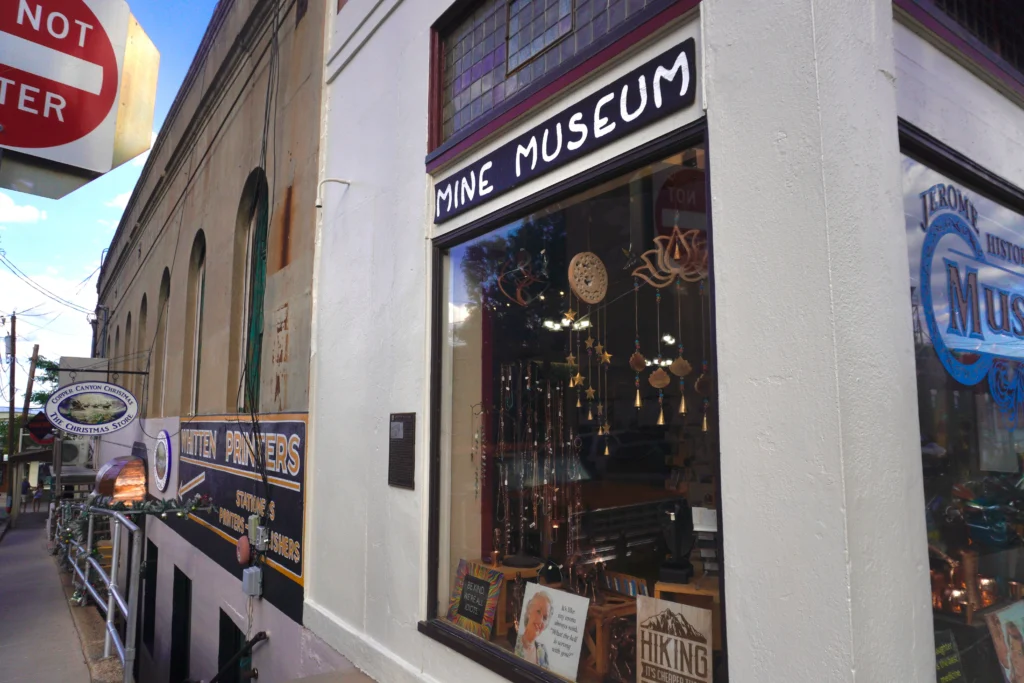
1, 0, 216, 411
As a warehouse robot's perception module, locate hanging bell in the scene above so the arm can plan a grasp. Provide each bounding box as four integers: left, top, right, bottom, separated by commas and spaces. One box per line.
634, 389, 642, 408
657, 406, 665, 426
679, 394, 687, 415
587, 406, 594, 421
576, 395, 582, 408
702, 411, 709, 432
604, 443, 610, 456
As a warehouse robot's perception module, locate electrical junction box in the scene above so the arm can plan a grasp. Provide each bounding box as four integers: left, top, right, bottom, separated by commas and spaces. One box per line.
242, 566, 262, 597
247, 514, 269, 551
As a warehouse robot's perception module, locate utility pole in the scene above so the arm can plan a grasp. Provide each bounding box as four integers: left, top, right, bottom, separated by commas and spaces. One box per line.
5, 313, 14, 513
21, 344, 38, 421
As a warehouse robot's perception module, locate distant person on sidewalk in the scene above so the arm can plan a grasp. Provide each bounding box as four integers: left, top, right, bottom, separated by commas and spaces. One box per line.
20, 476, 29, 513
32, 485, 42, 513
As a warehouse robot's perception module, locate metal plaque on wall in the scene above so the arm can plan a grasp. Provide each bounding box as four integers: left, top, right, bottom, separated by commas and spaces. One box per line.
388, 413, 416, 490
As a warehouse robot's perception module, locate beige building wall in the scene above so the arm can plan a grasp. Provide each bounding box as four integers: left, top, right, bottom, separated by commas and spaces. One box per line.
96, 0, 323, 419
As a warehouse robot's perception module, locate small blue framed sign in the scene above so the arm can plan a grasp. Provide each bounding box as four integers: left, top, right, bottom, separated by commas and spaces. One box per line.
45, 382, 139, 436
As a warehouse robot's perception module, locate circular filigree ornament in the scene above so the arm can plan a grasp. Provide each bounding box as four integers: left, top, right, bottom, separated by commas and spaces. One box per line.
568, 252, 609, 304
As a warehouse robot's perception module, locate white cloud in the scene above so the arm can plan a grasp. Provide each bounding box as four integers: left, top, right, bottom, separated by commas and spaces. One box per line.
0, 266, 96, 408
97, 219, 117, 230
0, 191, 47, 223
106, 192, 132, 210
131, 131, 159, 167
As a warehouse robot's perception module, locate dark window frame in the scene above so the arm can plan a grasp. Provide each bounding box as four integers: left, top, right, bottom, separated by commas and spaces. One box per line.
899, 118, 1024, 214
426, 0, 700, 169
894, 0, 1024, 102
421, 116, 729, 683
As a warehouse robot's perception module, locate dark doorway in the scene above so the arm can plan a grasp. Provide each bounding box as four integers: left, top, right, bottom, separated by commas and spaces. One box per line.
218, 609, 246, 683
142, 539, 158, 653
133, 518, 148, 682
169, 566, 192, 683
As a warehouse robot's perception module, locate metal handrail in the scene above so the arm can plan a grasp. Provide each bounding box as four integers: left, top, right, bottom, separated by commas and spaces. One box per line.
55, 501, 142, 683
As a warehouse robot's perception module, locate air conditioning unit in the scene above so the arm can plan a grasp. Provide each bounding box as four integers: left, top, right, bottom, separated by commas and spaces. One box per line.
60, 436, 93, 470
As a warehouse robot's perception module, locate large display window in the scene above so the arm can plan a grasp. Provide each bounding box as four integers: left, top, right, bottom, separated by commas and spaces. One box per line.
905, 146, 1024, 680
425, 138, 728, 683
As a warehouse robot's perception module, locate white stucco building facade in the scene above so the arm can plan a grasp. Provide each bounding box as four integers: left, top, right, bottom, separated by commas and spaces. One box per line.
306, 1, 1024, 681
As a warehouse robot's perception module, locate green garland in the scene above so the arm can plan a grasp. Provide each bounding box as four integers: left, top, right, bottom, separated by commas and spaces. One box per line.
58, 495, 218, 552
88, 493, 218, 518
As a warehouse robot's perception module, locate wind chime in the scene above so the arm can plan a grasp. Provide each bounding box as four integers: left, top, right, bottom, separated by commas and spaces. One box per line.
631, 224, 709, 424
697, 278, 711, 432
671, 277, 694, 415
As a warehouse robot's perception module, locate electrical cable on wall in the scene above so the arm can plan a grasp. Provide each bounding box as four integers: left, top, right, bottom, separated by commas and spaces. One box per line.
99, 0, 297, 314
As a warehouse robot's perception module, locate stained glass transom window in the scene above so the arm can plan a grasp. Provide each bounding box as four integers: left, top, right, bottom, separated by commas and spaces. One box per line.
440, 0, 660, 144
934, 0, 1023, 73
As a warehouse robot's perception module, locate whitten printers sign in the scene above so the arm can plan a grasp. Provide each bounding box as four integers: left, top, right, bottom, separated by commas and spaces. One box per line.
171, 414, 308, 622
0, 0, 158, 198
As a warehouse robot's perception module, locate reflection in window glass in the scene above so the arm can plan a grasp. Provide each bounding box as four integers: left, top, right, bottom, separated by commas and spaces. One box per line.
905, 155, 1024, 680
439, 146, 728, 681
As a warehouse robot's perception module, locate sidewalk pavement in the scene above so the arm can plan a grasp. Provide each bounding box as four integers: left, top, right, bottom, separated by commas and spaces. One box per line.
0, 512, 90, 683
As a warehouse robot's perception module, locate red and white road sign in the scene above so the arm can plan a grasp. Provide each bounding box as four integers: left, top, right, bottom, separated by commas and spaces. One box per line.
0, 0, 119, 148
656, 168, 707, 236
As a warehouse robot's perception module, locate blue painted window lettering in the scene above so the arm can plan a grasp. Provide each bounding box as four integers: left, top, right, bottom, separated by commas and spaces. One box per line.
908, 157, 1024, 421
906, 156, 1024, 683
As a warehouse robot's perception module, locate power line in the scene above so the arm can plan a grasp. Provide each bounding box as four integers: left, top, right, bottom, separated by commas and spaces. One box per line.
98, 0, 290, 313
0, 254, 92, 315
76, 266, 101, 294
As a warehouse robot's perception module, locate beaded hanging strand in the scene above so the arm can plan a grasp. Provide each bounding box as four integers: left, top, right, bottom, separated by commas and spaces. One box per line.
499, 364, 511, 557
575, 293, 584, 409
656, 288, 665, 425
677, 278, 687, 415
553, 384, 562, 535
598, 307, 606, 450
633, 277, 643, 409
701, 279, 710, 432
544, 380, 553, 540
517, 362, 526, 553
527, 362, 539, 531
586, 305, 595, 422
470, 405, 481, 500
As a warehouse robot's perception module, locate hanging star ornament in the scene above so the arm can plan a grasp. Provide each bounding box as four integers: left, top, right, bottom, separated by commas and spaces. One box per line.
564, 308, 577, 323
601, 350, 613, 365
595, 342, 605, 355
566, 353, 577, 366
585, 386, 596, 400
585, 335, 595, 349
571, 372, 585, 387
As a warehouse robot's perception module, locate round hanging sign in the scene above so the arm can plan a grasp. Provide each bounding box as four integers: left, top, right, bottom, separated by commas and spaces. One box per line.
45, 382, 139, 436
568, 251, 608, 304
153, 429, 172, 492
